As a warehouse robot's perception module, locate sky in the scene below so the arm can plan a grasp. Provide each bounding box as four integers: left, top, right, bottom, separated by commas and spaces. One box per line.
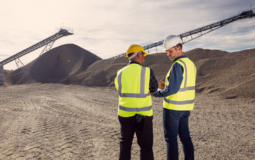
0, 0, 255, 70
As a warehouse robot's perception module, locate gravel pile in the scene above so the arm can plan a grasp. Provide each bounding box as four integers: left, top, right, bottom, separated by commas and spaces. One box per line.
188, 48, 255, 99
71, 47, 255, 100
4, 44, 255, 100
3, 70, 13, 85
8, 44, 101, 84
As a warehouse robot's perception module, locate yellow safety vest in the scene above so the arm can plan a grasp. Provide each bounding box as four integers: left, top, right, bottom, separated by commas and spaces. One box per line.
163, 57, 196, 110
115, 63, 152, 117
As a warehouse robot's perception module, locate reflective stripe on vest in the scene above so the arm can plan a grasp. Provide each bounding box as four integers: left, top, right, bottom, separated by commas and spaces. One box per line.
164, 98, 194, 104
117, 66, 150, 98
116, 65, 152, 114
164, 59, 195, 105
119, 105, 152, 112
176, 60, 195, 93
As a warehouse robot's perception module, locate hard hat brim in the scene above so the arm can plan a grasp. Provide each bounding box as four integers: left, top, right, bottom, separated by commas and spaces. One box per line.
142, 51, 148, 57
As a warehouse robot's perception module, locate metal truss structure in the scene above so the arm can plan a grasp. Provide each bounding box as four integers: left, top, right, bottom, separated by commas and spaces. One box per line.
0, 27, 73, 68
40, 41, 56, 56
110, 8, 255, 59
14, 58, 24, 68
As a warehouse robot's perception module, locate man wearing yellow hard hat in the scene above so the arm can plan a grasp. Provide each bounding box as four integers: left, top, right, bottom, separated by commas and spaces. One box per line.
114, 44, 158, 160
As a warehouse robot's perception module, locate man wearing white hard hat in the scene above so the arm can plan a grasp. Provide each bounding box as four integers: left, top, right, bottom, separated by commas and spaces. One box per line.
152, 35, 196, 160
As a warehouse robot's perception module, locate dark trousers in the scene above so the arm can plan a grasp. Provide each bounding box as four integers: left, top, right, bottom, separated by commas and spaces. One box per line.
163, 108, 194, 160
118, 115, 154, 160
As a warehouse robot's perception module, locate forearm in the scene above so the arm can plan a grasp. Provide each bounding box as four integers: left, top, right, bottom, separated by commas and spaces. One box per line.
153, 86, 172, 97
153, 63, 183, 98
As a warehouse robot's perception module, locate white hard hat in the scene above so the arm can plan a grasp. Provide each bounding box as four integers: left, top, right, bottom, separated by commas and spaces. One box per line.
163, 35, 183, 50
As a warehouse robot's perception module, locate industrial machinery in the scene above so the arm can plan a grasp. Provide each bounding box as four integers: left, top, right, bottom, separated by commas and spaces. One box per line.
0, 27, 73, 68
110, 8, 255, 59
0, 65, 3, 86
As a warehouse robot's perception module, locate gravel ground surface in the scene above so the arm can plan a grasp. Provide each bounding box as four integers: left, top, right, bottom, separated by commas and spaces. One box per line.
0, 84, 254, 160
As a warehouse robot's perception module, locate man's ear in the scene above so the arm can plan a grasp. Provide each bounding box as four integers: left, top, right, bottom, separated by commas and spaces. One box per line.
137, 52, 141, 59
175, 46, 179, 52
177, 45, 182, 51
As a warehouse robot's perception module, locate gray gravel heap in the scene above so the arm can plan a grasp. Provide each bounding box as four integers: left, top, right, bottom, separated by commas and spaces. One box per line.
4, 44, 255, 100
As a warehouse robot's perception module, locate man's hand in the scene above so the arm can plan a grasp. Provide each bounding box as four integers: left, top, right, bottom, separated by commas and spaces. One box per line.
150, 92, 154, 97
158, 81, 165, 89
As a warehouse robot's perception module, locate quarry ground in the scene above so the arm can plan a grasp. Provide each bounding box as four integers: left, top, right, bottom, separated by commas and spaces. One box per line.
0, 84, 254, 160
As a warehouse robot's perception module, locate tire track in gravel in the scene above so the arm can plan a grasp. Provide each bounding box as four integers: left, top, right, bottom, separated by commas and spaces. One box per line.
0, 84, 254, 159
0, 84, 94, 159
0, 84, 165, 159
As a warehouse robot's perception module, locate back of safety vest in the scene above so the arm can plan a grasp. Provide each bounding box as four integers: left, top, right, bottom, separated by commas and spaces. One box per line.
115, 64, 152, 117
163, 57, 196, 110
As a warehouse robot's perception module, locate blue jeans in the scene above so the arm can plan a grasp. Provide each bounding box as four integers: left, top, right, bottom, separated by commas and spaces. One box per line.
163, 108, 194, 160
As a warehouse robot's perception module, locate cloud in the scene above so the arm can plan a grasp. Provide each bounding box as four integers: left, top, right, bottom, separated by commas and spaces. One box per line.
0, 0, 255, 70
0, 55, 10, 57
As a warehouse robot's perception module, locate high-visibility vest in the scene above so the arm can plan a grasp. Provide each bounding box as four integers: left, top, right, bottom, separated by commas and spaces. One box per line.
163, 57, 196, 110
115, 63, 152, 117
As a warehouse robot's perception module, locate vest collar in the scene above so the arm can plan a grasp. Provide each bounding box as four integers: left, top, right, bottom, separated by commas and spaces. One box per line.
173, 55, 188, 63
129, 61, 141, 66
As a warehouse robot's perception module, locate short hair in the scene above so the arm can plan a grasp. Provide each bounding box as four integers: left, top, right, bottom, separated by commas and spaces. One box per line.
128, 52, 143, 58
128, 52, 144, 61
176, 43, 182, 50
128, 53, 134, 57
128, 52, 136, 61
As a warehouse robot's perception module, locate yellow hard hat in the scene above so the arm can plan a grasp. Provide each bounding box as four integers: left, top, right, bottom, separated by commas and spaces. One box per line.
126, 44, 148, 57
